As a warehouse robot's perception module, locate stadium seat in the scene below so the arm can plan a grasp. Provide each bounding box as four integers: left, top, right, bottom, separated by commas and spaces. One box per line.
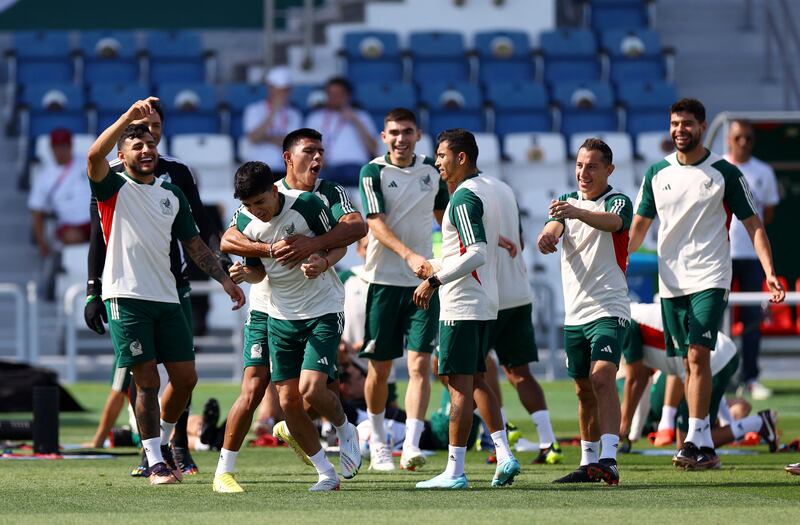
145, 31, 207, 85
538, 29, 600, 85
503, 132, 571, 195
636, 130, 673, 161
474, 30, 534, 85
10, 31, 75, 86
601, 29, 666, 84
156, 83, 220, 134
416, 133, 434, 158
504, 131, 568, 164
617, 81, 677, 138
33, 133, 111, 165
587, 0, 650, 32
221, 83, 267, 139
289, 84, 326, 115
473, 132, 502, 179
170, 133, 235, 202
79, 31, 140, 85
419, 82, 485, 136
88, 83, 149, 132
353, 82, 417, 131
485, 81, 550, 137
569, 131, 633, 162
409, 31, 470, 85
19, 84, 87, 140
760, 276, 794, 335
551, 81, 618, 137
342, 31, 403, 83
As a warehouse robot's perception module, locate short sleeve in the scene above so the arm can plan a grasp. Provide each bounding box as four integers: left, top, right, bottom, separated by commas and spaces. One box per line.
622, 320, 644, 364
89, 168, 126, 202
235, 207, 253, 234
320, 180, 358, 221
229, 205, 246, 229
635, 164, 658, 219
448, 187, 486, 246
359, 163, 385, 215
604, 193, 634, 231
293, 191, 337, 236
169, 186, 200, 241
545, 192, 574, 225
715, 160, 757, 220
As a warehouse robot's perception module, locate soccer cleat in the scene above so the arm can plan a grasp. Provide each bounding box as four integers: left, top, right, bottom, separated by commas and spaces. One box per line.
672, 441, 700, 470
130, 449, 149, 477
586, 458, 620, 486
492, 457, 521, 487
308, 476, 341, 492
415, 472, 468, 490
148, 462, 179, 485
272, 420, 312, 467
533, 443, 564, 465
200, 397, 220, 446
172, 445, 199, 475
505, 422, 522, 447
338, 422, 363, 479
160, 444, 184, 482
213, 472, 244, 493
369, 441, 395, 472
400, 448, 426, 471
552, 465, 599, 483
652, 428, 676, 447
758, 410, 779, 452
785, 463, 800, 475
697, 447, 721, 470
748, 380, 773, 400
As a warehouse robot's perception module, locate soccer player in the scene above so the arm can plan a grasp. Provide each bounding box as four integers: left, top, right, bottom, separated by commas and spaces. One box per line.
483, 176, 561, 465
224, 161, 361, 492
629, 98, 785, 470
84, 98, 218, 476
413, 128, 520, 489
86, 97, 246, 485
620, 302, 778, 461
358, 108, 448, 471
537, 138, 632, 486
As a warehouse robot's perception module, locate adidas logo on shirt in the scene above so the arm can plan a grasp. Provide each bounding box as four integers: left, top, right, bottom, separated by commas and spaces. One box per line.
388, 181, 398, 188
317, 356, 329, 366
662, 184, 672, 191
599, 345, 613, 354
702, 330, 713, 339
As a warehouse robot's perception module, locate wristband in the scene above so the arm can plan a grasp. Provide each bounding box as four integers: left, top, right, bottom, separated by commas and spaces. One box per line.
86, 278, 102, 297
322, 256, 331, 272
268, 244, 274, 259
427, 275, 442, 288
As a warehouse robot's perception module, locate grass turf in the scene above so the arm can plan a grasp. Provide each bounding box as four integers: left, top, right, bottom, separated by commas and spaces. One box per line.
1, 380, 799, 524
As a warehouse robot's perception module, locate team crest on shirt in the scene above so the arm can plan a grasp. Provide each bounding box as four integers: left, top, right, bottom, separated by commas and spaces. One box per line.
130, 340, 143, 356
250, 344, 262, 359
160, 198, 173, 215
283, 222, 296, 237
419, 174, 433, 191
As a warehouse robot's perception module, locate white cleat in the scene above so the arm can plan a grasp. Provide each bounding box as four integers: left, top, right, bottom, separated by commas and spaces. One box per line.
369, 441, 396, 471
338, 422, 363, 479
309, 475, 341, 492
400, 448, 426, 471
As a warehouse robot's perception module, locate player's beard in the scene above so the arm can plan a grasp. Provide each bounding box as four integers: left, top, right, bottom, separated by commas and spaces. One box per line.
672, 130, 701, 153
128, 156, 158, 178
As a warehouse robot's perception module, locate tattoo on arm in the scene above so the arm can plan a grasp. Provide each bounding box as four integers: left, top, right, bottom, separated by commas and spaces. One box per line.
182, 235, 228, 284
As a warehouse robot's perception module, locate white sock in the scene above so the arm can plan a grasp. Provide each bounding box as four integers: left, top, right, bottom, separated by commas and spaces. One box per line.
368, 411, 387, 445
599, 433, 619, 461
531, 410, 556, 449
717, 400, 733, 427
702, 415, 714, 448
334, 419, 350, 441
500, 408, 508, 427
658, 405, 677, 431
404, 418, 425, 451
443, 445, 466, 478
160, 419, 176, 446
491, 429, 513, 464
685, 417, 704, 446
215, 448, 238, 476
731, 415, 763, 440
580, 440, 599, 466
309, 448, 336, 479
142, 437, 164, 466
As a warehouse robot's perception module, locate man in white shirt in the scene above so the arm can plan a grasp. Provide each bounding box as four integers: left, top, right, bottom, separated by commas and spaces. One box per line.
725, 120, 780, 400
242, 67, 303, 176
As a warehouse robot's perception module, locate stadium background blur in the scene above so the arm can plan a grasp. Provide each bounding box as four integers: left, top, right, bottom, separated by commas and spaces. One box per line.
0, 0, 798, 385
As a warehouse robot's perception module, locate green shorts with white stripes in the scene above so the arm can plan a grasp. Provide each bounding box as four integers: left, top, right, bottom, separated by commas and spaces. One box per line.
268, 312, 343, 383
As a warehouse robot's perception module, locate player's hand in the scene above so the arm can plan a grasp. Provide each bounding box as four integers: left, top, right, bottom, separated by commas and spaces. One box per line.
498, 235, 518, 258
413, 279, 436, 310
301, 254, 329, 279
228, 261, 248, 284
405, 252, 427, 274
84, 295, 108, 335
619, 436, 633, 454
273, 235, 319, 268
223, 279, 246, 310
766, 274, 786, 303
537, 232, 560, 254
124, 97, 160, 123
415, 260, 434, 279
548, 200, 582, 221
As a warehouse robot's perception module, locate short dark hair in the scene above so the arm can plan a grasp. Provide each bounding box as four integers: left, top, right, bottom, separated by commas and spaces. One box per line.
233, 161, 274, 200
117, 123, 153, 150
326, 76, 352, 94
578, 138, 613, 166
282, 127, 323, 153
436, 128, 479, 168
670, 98, 706, 123
384, 107, 418, 126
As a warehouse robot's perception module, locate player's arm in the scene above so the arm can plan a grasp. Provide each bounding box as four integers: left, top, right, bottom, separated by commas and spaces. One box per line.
742, 214, 784, 302
302, 245, 348, 279
84, 197, 108, 334
537, 219, 565, 254
629, 166, 658, 253
228, 259, 266, 284
549, 194, 632, 233
273, 213, 366, 267
221, 225, 272, 258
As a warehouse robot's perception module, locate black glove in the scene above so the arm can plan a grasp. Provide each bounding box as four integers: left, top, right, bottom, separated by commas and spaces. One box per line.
218, 252, 234, 274
84, 294, 107, 334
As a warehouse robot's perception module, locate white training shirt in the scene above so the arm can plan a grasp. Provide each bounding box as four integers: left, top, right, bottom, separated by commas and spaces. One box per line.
241, 100, 302, 169
305, 108, 377, 166
28, 160, 91, 226
342, 265, 369, 346
724, 155, 780, 260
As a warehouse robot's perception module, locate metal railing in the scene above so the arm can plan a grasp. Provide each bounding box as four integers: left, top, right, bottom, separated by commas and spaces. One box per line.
764, 0, 800, 109
705, 110, 800, 150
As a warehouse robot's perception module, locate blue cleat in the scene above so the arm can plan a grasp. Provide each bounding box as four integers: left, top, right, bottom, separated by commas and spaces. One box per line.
415, 472, 469, 490
491, 457, 521, 487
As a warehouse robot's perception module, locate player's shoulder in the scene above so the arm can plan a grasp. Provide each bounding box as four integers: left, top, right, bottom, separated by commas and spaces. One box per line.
158, 154, 192, 173
708, 152, 743, 180
557, 190, 579, 202
648, 154, 675, 174
419, 154, 438, 170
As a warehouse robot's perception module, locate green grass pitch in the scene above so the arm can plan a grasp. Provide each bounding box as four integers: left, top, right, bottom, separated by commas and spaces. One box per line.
1, 380, 799, 524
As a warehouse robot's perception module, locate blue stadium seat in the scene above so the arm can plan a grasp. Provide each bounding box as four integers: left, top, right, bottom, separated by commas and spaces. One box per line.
343, 31, 403, 83
11, 31, 74, 85
588, 0, 649, 31
353, 82, 417, 131
409, 31, 470, 85
221, 83, 267, 138
156, 83, 220, 134
289, 84, 326, 115
475, 30, 534, 85
602, 29, 665, 84
145, 31, 206, 85
616, 81, 677, 137
485, 82, 550, 137
89, 84, 150, 132
551, 81, 617, 137
419, 82, 484, 136
538, 29, 600, 85
80, 31, 140, 85
20, 84, 87, 140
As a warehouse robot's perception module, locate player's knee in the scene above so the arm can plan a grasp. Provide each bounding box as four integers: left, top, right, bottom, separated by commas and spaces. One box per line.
298, 377, 327, 403
575, 378, 596, 403
243, 384, 267, 412
687, 346, 711, 368
278, 389, 304, 413
368, 360, 393, 382
407, 354, 430, 380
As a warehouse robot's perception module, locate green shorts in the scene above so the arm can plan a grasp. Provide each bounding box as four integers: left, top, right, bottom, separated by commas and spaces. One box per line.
268, 312, 343, 383
564, 317, 626, 379
662, 288, 728, 357
676, 353, 740, 432
438, 320, 491, 376
243, 310, 270, 369
110, 286, 193, 386
490, 303, 538, 368
106, 295, 194, 368
359, 283, 439, 361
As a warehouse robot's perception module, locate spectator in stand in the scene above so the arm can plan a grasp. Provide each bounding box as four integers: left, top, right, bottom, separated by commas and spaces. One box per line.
242, 67, 303, 177
305, 77, 377, 185
725, 120, 781, 401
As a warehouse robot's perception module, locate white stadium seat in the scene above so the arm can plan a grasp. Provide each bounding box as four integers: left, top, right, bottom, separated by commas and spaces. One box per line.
170, 134, 236, 206
569, 131, 634, 163
504, 132, 567, 164
636, 130, 674, 163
